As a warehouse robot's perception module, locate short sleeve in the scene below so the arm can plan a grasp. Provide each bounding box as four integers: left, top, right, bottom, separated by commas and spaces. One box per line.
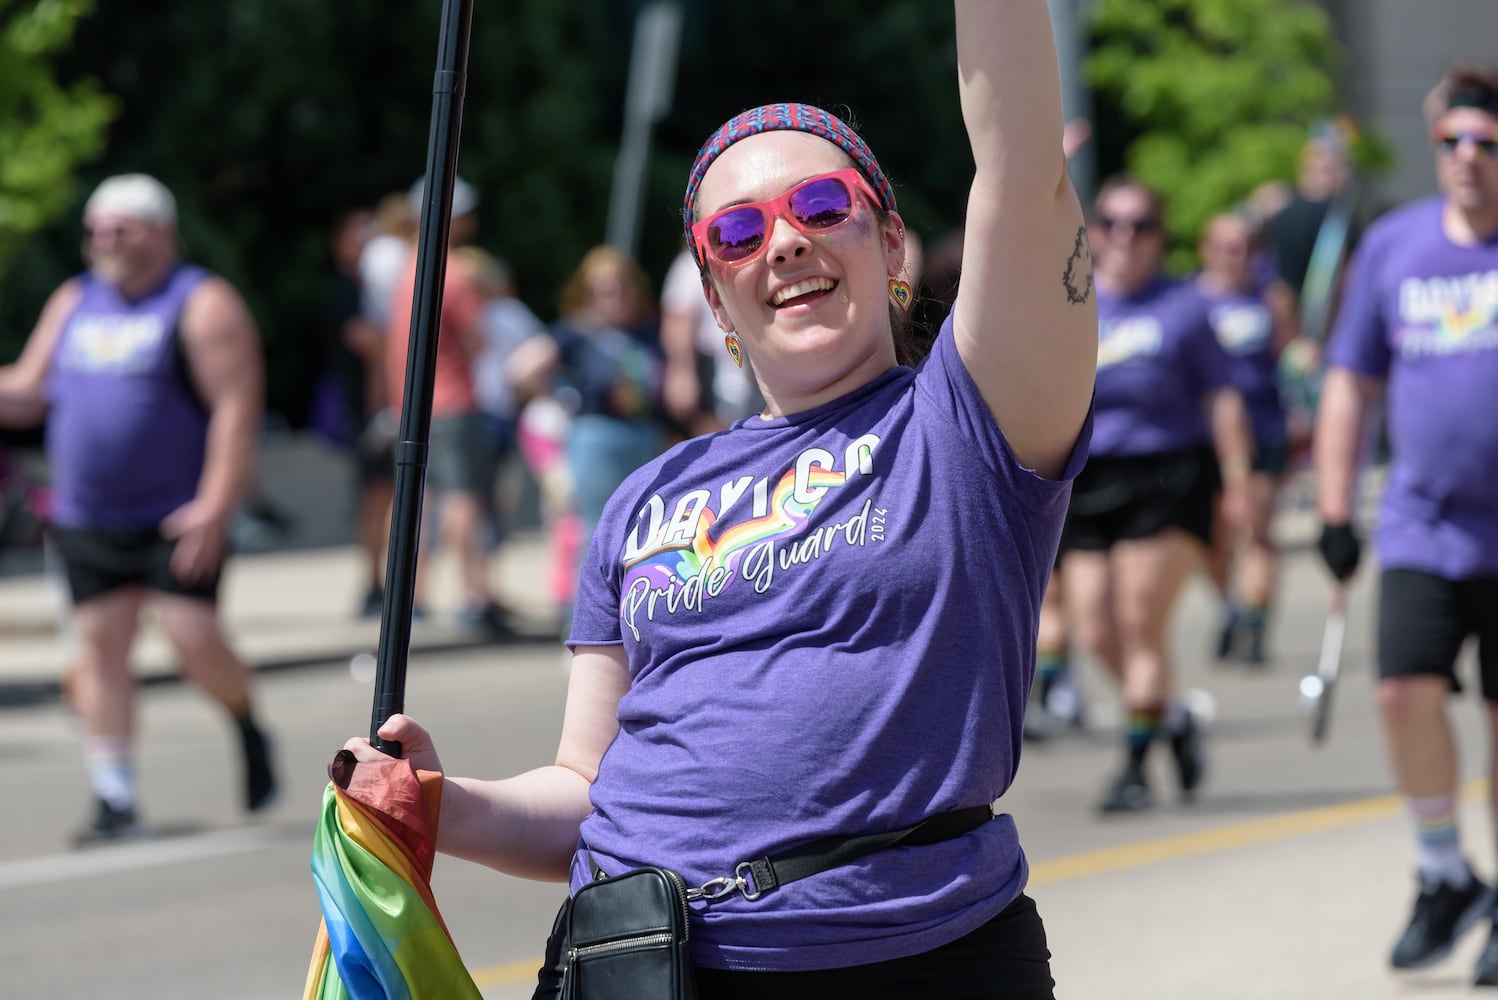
568, 505, 627, 649
1325, 233, 1392, 379
1182, 296, 1235, 398
913, 305, 1091, 516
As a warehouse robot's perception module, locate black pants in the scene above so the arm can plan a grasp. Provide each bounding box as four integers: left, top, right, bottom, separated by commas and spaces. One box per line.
534, 892, 1054, 1000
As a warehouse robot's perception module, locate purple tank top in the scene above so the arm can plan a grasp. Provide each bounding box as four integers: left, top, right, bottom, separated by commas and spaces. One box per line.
46, 265, 211, 528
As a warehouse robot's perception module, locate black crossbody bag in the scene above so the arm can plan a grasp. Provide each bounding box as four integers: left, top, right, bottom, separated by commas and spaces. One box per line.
532, 805, 993, 1000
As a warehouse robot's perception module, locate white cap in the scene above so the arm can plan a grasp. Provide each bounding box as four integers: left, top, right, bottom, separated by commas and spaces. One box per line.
84, 173, 177, 224
408, 174, 478, 219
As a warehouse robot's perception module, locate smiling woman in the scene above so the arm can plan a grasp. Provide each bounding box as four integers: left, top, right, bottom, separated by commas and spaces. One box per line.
343, 4, 1097, 998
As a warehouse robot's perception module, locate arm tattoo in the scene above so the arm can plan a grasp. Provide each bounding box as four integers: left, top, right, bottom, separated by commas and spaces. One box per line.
1062, 226, 1094, 305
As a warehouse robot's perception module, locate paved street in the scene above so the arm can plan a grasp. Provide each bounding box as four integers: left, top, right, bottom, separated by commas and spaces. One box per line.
1, 478, 1496, 998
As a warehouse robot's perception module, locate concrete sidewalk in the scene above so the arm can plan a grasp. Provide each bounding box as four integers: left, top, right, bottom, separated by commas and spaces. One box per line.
0, 530, 565, 703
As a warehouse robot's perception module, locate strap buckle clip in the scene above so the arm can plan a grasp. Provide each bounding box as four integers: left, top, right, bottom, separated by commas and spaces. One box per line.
686, 863, 763, 902
687, 875, 743, 902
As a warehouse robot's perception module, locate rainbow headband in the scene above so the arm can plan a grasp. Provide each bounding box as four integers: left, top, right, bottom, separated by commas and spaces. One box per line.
682, 103, 897, 254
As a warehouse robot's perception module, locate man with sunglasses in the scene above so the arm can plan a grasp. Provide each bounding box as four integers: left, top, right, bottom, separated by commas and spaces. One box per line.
345, 4, 1094, 996
1316, 67, 1498, 983
0, 174, 276, 844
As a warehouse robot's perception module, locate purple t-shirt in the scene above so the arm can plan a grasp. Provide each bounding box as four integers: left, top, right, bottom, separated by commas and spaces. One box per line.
46, 265, 211, 529
1091, 276, 1234, 457
568, 310, 1090, 972
1327, 196, 1498, 579
1198, 282, 1286, 449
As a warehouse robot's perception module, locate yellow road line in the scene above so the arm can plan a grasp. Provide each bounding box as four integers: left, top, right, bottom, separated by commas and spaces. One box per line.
472, 957, 545, 989
1031, 778, 1487, 887
468, 779, 1489, 987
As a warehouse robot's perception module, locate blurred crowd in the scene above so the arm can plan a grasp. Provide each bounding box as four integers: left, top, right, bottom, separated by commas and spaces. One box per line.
302, 114, 1362, 643
314, 176, 773, 635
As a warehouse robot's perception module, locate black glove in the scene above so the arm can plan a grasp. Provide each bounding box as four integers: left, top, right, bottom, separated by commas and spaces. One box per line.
1318, 522, 1361, 581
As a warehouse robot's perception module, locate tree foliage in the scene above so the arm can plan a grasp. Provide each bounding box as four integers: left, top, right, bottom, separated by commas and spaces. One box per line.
0, 0, 116, 270
1086, 0, 1348, 269
1, 0, 1378, 419
0, 0, 970, 423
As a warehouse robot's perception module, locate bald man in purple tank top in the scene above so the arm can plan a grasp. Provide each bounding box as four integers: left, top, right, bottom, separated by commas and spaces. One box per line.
0, 173, 276, 845
1316, 67, 1498, 981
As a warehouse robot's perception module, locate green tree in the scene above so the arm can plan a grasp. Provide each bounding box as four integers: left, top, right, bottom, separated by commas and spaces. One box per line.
0, 0, 116, 270
1086, 0, 1345, 269
0, 0, 974, 421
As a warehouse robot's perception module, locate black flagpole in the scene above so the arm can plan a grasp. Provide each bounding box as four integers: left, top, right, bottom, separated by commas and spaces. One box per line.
370, 0, 476, 757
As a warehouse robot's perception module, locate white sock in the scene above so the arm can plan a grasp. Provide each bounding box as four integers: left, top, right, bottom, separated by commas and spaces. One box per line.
1408, 793, 1469, 887
85, 736, 134, 810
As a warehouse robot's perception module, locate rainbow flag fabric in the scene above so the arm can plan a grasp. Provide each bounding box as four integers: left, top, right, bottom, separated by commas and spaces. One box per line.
304, 749, 483, 1000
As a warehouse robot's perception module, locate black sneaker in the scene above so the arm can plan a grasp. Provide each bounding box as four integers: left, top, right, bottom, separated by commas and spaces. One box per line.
73, 798, 142, 847
1390, 871, 1492, 969
1244, 622, 1268, 667
1214, 615, 1238, 660
1098, 764, 1152, 814
458, 600, 516, 637
1474, 916, 1498, 986
1169, 700, 1211, 800
241, 723, 278, 812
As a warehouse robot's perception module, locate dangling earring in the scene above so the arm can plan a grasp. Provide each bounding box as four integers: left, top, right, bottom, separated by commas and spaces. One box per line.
724, 333, 744, 368
888, 277, 913, 312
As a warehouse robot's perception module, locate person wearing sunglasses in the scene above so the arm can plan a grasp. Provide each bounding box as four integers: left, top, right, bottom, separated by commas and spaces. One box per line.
1195, 212, 1306, 667
0, 173, 277, 843
1315, 65, 1498, 982
345, 4, 1094, 997
1059, 176, 1252, 815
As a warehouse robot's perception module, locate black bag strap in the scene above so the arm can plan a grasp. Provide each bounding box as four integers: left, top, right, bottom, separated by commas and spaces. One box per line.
741, 804, 993, 898
592, 804, 992, 902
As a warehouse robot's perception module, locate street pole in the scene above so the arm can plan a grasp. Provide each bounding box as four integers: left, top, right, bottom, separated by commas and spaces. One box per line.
1048, 0, 1096, 205
606, 1, 683, 256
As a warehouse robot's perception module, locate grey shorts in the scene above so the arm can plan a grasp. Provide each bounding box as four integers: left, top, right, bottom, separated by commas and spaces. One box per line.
426, 412, 493, 497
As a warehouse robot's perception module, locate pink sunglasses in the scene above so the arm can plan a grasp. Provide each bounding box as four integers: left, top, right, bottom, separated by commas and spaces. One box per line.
692, 168, 880, 266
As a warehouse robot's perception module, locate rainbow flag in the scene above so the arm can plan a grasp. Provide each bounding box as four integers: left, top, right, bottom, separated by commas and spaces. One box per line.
304, 750, 483, 1000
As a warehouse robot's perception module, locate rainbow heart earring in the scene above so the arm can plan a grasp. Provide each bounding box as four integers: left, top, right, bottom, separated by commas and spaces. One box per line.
888, 277, 913, 312
724, 333, 744, 368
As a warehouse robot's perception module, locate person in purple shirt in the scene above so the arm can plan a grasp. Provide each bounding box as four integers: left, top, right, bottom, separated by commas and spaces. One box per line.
0, 174, 276, 844
344, 5, 1095, 996
1315, 66, 1498, 981
1060, 176, 1253, 815
1195, 212, 1305, 665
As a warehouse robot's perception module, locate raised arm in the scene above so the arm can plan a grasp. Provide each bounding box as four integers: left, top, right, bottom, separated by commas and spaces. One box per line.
0, 280, 82, 426
952, 0, 1096, 479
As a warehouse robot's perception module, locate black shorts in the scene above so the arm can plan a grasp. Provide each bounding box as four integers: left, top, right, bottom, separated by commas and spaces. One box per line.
1252, 440, 1291, 477
49, 525, 221, 605
1059, 446, 1219, 553
1378, 568, 1498, 699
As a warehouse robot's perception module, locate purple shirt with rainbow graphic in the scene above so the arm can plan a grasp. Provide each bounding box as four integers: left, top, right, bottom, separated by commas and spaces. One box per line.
1091, 276, 1234, 458
567, 310, 1090, 972
1327, 196, 1498, 579
1199, 283, 1286, 449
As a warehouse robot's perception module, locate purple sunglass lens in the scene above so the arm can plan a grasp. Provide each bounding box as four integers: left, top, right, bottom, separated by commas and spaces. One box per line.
709, 207, 767, 263
789, 177, 854, 229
